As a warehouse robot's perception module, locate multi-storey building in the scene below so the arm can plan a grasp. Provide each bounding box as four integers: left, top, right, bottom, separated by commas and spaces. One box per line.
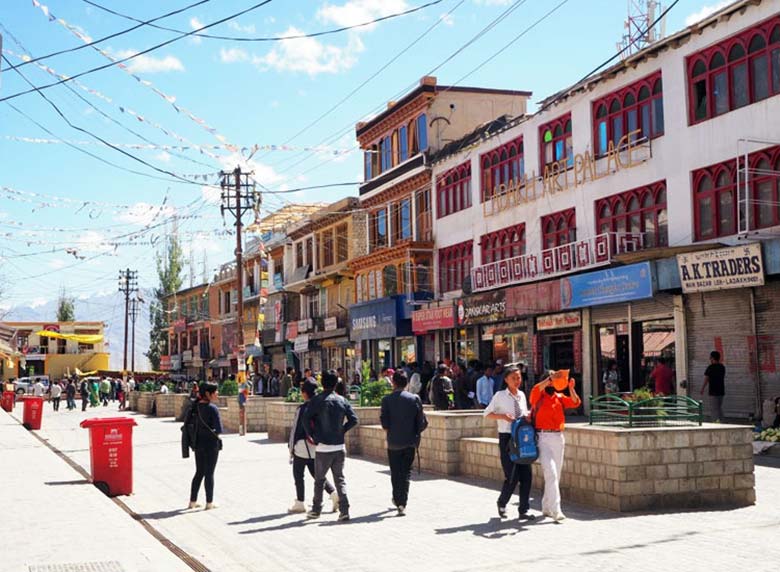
163, 282, 211, 378
0, 321, 109, 380
349, 75, 531, 369
426, 0, 780, 418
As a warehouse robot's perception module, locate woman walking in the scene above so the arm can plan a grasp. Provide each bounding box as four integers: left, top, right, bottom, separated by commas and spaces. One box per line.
189, 382, 223, 510
288, 380, 338, 513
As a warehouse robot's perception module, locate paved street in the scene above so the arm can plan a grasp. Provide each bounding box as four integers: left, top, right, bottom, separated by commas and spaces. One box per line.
4, 402, 780, 572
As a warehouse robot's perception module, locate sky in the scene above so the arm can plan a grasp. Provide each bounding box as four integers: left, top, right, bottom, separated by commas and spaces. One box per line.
0, 0, 733, 317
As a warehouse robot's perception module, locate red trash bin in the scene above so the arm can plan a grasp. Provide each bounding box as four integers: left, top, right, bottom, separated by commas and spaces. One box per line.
22, 396, 43, 430
80, 417, 138, 496
1, 391, 14, 412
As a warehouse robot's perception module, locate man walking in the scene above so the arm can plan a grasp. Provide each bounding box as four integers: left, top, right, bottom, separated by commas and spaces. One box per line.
66, 380, 76, 410
529, 374, 581, 523
476, 365, 496, 408
484, 365, 534, 520
429, 364, 453, 411
50, 381, 62, 412
701, 350, 726, 422
380, 370, 428, 516
302, 369, 358, 521
79, 378, 89, 411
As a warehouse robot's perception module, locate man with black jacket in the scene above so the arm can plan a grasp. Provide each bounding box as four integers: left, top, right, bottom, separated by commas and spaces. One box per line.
302, 369, 359, 521
381, 370, 428, 516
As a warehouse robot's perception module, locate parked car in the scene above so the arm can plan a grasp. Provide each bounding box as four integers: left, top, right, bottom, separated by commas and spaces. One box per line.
13, 375, 51, 395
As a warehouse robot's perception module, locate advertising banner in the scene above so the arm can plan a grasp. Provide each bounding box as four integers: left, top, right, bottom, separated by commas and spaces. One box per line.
676, 243, 764, 293
457, 290, 506, 326
349, 298, 398, 341
412, 306, 455, 333
561, 262, 654, 309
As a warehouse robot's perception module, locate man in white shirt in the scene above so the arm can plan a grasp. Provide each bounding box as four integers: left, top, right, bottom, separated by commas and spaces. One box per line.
49, 381, 63, 411
483, 365, 534, 521
32, 380, 46, 397
159, 383, 169, 394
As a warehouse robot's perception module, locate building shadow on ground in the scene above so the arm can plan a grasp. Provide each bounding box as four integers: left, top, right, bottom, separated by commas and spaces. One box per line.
135, 508, 190, 520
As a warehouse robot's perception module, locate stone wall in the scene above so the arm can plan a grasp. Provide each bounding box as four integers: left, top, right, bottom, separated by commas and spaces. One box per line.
222, 397, 283, 434
136, 392, 155, 415
174, 395, 191, 421
154, 394, 186, 417
128, 391, 139, 411
457, 423, 755, 512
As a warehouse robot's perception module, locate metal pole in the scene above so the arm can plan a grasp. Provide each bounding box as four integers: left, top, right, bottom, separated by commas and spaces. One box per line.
235, 167, 245, 350
130, 298, 137, 375
123, 269, 130, 373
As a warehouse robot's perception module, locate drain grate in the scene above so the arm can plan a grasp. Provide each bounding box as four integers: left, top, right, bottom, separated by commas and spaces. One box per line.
29, 562, 125, 572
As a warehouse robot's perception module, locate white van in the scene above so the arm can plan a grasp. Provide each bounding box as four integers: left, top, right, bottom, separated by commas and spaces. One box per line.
13, 375, 51, 395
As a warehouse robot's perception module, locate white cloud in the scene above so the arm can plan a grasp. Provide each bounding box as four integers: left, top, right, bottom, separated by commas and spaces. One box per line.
685, 1, 731, 26
440, 12, 455, 26
30, 297, 49, 308
155, 151, 172, 163
317, 0, 409, 29
114, 50, 185, 74
117, 202, 177, 226
219, 47, 250, 63
228, 20, 256, 34
253, 27, 364, 76
189, 17, 203, 44
270, 100, 280, 108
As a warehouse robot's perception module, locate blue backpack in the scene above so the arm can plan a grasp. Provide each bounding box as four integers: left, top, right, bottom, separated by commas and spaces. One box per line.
509, 418, 538, 464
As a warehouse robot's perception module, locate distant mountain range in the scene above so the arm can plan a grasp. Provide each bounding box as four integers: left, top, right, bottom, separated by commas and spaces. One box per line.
2, 289, 153, 371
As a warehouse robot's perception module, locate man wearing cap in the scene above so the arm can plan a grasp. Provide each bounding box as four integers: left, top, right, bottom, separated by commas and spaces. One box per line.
529, 375, 581, 522
483, 365, 534, 521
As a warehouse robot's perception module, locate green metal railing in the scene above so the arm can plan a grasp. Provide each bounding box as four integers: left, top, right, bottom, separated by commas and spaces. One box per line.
589, 394, 703, 428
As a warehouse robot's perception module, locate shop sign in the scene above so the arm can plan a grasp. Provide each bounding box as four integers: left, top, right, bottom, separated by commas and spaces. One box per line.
159, 355, 171, 371
561, 261, 654, 309
349, 298, 398, 341
286, 321, 298, 341
457, 290, 506, 325
42, 324, 60, 333
274, 300, 282, 343
294, 334, 309, 353
298, 319, 313, 333
505, 280, 561, 318
676, 243, 764, 293
173, 319, 186, 334
536, 311, 581, 331
324, 317, 338, 331
412, 306, 455, 333
171, 356, 182, 371
182, 350, 193, 362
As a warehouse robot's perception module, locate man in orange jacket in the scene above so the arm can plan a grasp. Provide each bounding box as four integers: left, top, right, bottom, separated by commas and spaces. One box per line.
529, 375, 581, 522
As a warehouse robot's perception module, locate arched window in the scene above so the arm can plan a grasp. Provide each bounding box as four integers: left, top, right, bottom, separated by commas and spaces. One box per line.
438, 240, 472, 293
480, 223, 525, 264
541, 209, 576, 249
479, 135, 523, 203
595, 182, 668, 247
539, 114, 572, 170
437, 161, 472, 218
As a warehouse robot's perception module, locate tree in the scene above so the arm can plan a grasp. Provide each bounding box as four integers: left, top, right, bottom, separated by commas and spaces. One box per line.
56, 288, 76, 322
146, 228, 184, 370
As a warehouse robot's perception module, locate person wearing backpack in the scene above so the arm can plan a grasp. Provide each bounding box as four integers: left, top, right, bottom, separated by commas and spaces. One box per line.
429, 364, 453, 411
483, 365, 535, 521
187, 382, 223, 510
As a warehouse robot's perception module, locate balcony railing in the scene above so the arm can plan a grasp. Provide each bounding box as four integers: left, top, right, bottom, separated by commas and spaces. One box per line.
470, 232, 644, 293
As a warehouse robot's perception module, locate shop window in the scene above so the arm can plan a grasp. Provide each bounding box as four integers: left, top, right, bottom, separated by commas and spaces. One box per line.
693, 144, 780, 240
480, 222, 526, 264
438, 240, 473, 294
595, 181, 667, 247
480, 135, 524, 202
541, 208, 576, 250
687, 15, 780, 124
437, 161, 472, 218
539, 113, 572, 172
592, 71, 663, 157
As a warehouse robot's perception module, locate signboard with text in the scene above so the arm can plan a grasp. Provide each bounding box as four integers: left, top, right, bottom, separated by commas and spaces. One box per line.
412, 306, 455, 333
677, 243, 764, 293
536, 311, 581, 331
457, 290, 506, 326
294, 334, 309, 353
561, 262, 654, 309
324, 317, 338, 331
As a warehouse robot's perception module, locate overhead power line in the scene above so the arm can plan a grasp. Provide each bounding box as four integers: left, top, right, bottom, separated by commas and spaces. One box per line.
80, 0, 445, 42
8, 0, 212, 70
0, 0, 275, 103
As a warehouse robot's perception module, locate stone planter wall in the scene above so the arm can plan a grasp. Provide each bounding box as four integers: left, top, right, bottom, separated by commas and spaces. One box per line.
222, 397, 284, 434
154, 394, 181, 417
136, 392, 155, 415
174, 394, 191, 421
457, 423, 755, 512
128, 391, 139, 411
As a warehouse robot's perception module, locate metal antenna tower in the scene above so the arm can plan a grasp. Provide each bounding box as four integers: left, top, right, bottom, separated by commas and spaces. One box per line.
617, 0, 666, 59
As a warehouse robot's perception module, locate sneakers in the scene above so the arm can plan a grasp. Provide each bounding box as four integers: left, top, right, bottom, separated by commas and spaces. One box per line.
337, 512, 350, 522
330, 492, 339, 513
519, 512, 537, 521
397, 506, 406, 517
187, 501, 202, 510
552, 512, 566, 522
205, 503, 218, 510
288, 500, 306, 514
497, 504, 507, 519
306, 510, 321, 520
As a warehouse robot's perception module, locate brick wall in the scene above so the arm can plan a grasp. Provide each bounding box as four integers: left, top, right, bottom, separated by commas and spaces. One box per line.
222, 397, 284, 434
154, 394, 187, 417
137, 393, 155, 415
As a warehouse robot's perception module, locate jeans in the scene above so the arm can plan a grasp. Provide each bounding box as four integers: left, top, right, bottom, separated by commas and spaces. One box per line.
66, 397, 76, 410
293, 455, 334, 502
388, 447, 416, 508
190, 447, 220, 503
538, 432, 565, 517
81, 396, 88, 411
100, 392, 109, 406
497, 433, 532, 513
51, 397, 60, 411
312, 450, 349, 515
709, 395, 725, 421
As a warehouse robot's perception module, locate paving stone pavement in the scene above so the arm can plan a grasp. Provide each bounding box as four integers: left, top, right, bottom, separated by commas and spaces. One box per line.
7, 402, 780, 572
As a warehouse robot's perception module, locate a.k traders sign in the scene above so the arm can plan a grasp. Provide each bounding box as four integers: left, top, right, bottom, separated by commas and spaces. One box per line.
677, 243, 764, 293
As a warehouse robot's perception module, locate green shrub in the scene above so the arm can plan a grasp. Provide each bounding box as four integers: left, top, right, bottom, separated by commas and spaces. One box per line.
285, 387, 302, 403
139, 382, 155, 392
220, 379, 238, 396
360, 380, 391, 407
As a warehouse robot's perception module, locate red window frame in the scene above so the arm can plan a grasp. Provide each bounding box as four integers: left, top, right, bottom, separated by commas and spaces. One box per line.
693, 144, 780, 240
595, 181, 668, 248
687, 15, 780, 124
480, 223, 526, 265
539, 113, 572, 172
592, 71, 663, 157
436, 161, 472, 219
479, 135, 524, 203
438, 240, 473, 294
541, 208, 576, 250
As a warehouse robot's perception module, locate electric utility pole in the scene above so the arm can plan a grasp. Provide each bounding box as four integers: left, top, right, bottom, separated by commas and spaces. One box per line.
129, 294, 144, 375
118, 268, 138, 374
219, 167, 259, 358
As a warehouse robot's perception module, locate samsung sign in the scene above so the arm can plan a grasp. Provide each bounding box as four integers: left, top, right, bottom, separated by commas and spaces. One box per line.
349, 298, 398, 342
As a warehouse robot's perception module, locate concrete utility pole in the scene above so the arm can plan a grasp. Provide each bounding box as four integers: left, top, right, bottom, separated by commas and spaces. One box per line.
129, 294, 144, 375
219, 167, 259, 355
118, 269, 138, 374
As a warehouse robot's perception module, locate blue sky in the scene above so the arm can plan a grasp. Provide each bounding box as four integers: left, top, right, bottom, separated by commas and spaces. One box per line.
0, 0, 730, 312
